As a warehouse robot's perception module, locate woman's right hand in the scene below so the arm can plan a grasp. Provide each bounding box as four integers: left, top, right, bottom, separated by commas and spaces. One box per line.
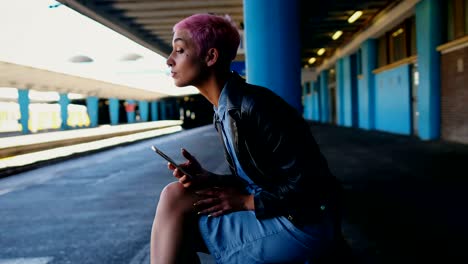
168, 148, 212, 188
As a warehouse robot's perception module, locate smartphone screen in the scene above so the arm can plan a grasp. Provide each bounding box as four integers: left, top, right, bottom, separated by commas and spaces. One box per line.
151, 145, 193, 179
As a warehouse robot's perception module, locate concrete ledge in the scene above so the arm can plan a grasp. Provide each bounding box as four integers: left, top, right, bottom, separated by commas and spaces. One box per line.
0, 120, 182, 159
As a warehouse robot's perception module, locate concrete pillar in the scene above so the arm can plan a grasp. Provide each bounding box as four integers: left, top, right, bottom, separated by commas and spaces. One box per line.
126, 99, 136, 123
335, 59, 344, 126
416, 0, 442, 140
59, 93, 69, 130
109, 98, 120, 125
358, 39, 377, 130
244, 0, 302, 112
18, 89, 30, 134
312, 81, 321, 121
320, 70, 330, 123
138, 100, 149, 122
86, 96, 99, 127
151, 101, 159, 121
342, 56, 354, 127
160, 101, 167, 120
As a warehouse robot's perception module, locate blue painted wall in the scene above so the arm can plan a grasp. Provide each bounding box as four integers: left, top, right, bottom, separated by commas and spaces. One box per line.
374, 64, 412, 135
358, 39, 377, 130
312, 81, 321, 121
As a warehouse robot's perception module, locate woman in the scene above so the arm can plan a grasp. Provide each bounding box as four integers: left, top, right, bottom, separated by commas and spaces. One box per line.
150, 13, 344, 264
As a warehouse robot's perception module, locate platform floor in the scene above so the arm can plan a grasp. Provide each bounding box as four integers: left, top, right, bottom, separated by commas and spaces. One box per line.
1, 122, 467, 263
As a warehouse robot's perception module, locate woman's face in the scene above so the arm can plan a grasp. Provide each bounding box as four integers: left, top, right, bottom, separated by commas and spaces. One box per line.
166, 29, 206, 87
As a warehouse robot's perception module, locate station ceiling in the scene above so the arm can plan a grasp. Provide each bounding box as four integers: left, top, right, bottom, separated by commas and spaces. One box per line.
57, 0, 399, 68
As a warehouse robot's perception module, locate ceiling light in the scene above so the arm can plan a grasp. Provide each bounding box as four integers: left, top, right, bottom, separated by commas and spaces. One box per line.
69, 55, 94, 63
308, 57, 316, 64
348, 11, 363, 24
120, 53, 143, 61
332, 30, 343, 40
392, 28, 404, 37
317, 48, 325, 56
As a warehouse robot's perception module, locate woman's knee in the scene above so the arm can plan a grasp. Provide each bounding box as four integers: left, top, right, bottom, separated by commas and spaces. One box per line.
158, 182, 194, 212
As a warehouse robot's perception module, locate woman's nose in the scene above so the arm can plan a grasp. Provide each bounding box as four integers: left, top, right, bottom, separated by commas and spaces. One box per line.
166, 56, 174, 67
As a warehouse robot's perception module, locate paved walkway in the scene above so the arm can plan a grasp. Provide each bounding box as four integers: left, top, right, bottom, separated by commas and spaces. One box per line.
3, 121, 467, 263
308, 122, 468, 263
132, 122, 468, 263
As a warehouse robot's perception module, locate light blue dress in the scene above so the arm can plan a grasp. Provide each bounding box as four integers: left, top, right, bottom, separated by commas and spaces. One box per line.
198, 83, 335, 263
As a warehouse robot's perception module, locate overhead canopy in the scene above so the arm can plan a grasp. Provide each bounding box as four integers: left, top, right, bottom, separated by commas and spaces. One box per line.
57, 0, 399, 67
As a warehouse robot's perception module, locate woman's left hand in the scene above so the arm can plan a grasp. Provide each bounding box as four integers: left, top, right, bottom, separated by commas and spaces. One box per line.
194, 187, 255, 217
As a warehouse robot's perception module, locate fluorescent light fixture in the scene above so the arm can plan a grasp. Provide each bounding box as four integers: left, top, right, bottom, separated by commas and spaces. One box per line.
120, 53, 143, 61
332, 30, 343, 40
392, 28, 404, 37
308, 57, 316, 64
69, 55, 94, 63
317, 48, 326, 56
348, 11, 363, 23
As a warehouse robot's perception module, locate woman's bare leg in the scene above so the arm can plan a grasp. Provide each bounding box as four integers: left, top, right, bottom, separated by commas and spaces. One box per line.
150, 182, 199, 264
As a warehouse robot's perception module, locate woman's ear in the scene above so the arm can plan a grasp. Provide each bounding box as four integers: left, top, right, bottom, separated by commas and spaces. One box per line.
205, 48, 219, 67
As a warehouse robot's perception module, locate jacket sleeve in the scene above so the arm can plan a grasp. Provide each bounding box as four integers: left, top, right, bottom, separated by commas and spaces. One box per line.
245, 94, 318, 219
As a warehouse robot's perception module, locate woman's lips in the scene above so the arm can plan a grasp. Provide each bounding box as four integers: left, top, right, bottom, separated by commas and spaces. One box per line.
170, 71, 176, 78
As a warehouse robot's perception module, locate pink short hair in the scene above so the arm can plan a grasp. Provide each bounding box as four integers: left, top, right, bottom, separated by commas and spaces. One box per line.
173, 13, 240, 64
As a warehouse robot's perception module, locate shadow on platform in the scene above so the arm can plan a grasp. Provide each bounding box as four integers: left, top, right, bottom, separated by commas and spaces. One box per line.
308, 122, 468, 263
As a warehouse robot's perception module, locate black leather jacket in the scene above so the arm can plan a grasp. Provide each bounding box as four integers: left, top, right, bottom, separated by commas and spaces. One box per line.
214, 72, 342, 226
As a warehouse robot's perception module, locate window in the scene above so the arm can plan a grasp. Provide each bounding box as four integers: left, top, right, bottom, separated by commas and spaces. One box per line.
377, 35, 388, 67
376, 17, 416, 67
447, 0, 468, 41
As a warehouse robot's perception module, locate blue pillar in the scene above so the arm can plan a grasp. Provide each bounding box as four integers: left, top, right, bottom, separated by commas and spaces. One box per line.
18, 89, 30, 134
59, 93, 69, 130
313, 81, 321, 121
109, 98, 120, 125
86, 96, 99, 127
126, 99, 136, 123
358, 39, 377, 130
306, 81, 314, 120
138, 100, 149, 122
416, 0, 442, 140
320, 70, 330, 123
160, 101, 167, 120
336, 59, 344, 126
302, 83, 308, 119
342, 56, 353, 127
244, 0, 302, 112
302, 82, 311, 120
151, 101, 159, 121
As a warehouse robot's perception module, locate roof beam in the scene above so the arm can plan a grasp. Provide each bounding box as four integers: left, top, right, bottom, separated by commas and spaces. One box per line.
57, 0, 171, 56
317, 0, 420, 73
124, 7, 243, 18
113, 0, 242, 10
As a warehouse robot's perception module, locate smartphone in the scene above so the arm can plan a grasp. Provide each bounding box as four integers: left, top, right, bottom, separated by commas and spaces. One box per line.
151, 145, 193, 179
